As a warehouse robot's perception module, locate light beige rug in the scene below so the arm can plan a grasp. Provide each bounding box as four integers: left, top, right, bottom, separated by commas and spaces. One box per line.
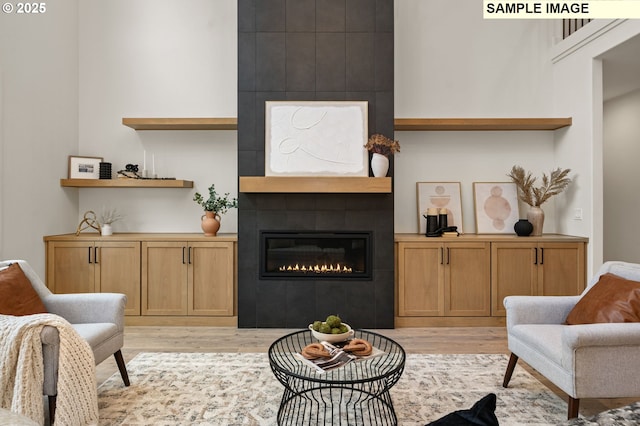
98, 352, 567, 425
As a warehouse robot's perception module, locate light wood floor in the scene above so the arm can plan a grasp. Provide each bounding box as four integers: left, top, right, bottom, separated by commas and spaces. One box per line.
96, 326, 637, 419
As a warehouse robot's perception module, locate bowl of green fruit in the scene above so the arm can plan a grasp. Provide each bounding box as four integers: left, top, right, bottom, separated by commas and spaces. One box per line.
309, 315, 354, 343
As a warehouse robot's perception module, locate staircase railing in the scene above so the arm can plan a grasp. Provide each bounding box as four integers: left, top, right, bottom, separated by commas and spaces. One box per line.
563, 19, 592, 39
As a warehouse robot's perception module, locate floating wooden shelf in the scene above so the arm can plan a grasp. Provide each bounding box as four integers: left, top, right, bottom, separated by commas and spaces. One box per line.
60, 179, 194, 188
239, 176, 392, 193
122, 117, 237, 130
393, 118, 572, 131
122, 117, 572, 131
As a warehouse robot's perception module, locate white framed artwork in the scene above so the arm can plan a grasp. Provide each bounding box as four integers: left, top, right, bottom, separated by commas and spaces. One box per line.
265, 101, 369, 176
416, 182, 464, 234
473, 182, 520, 234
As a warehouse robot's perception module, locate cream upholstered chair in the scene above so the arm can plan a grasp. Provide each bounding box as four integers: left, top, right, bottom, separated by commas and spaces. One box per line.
502, 261, 640, 419
0, 259, 130, 423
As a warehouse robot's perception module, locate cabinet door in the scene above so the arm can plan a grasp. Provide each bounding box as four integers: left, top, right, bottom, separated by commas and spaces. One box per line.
188, 242, 235, 316
96, 241, 141, 316
538, 242, 586, 296
491, 242, 538, 316
46, 241, 96, 293
397, 242, 444, 316
445, 242, 490, 316
142, 242, 188, 315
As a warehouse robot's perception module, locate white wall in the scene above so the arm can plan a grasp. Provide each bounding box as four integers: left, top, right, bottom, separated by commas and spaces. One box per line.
77, 0, 238, 234
603, 88, 640, 263
394, 1, 559, 234
552, 19, 640, 273
0, 2, 80, 277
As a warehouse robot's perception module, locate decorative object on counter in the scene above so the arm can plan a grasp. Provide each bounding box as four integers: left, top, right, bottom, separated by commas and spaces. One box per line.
68, 156, 103, 179
423, 207, 459, 237
75, 211, 101, 236
99, 162, 112, 179
117, 163, 176, 180
99, 208, 123, 236
513, 219, 534, 236
417, 182, 464, 234
193, 184, 238, 237
365, 134, 400, 177
508, 165, 572, 236
473, 182, 519, 234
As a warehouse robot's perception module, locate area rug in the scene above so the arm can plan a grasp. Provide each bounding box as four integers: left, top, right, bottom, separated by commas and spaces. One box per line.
98, 353, 567, 425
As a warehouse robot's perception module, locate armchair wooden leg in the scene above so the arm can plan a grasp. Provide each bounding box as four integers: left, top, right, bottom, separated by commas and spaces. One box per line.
503, 353, 519, 387
114, 350, 130, 386
48, 395, 56, 425
568, 397, 580, 419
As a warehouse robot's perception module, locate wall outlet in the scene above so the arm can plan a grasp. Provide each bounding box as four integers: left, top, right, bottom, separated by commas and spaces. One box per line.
573, 208, 583, 220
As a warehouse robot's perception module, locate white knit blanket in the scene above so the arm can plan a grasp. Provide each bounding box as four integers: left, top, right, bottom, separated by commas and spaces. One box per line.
0, 313, 99, 425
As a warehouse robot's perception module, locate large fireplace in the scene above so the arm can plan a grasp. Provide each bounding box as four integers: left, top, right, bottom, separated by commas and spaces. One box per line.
237, 1, 394, 328
260, 231, 372, 280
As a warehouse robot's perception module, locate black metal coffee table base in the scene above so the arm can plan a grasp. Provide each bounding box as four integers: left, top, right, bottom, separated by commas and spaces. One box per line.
269, 329, 406, 426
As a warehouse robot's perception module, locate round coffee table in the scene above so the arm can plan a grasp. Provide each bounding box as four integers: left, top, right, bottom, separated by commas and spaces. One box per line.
268, 329, 406, 425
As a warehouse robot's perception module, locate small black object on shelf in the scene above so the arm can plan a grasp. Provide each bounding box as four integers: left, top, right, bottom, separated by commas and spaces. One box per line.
99, 162, 112, 179
514, 219, 534, 236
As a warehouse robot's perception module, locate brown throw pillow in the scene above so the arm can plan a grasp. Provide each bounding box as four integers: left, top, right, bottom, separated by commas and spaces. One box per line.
565, 273, 640, 324
0, 263, 48, 316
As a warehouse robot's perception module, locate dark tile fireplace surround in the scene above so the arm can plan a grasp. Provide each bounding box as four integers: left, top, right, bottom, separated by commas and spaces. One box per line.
237, 0, 395, 328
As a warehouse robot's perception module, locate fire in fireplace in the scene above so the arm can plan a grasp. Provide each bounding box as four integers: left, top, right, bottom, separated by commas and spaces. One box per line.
260, 231, 372, 279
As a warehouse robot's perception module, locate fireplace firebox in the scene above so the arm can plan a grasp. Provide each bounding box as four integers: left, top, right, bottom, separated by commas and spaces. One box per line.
260, 231, 372, 280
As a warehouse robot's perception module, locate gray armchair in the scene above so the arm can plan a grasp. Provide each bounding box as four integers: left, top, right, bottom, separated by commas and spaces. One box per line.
0, 260, 130, 423
502, 261, 640, 419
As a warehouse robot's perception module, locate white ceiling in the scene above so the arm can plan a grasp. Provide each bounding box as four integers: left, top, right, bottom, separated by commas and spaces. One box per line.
601, 33, 640, 102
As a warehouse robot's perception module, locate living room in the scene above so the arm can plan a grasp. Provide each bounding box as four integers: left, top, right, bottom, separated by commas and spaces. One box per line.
2, 1, 640, 424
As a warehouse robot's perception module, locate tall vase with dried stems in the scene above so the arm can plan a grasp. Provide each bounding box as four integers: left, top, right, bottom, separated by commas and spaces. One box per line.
508, 166, 572, 237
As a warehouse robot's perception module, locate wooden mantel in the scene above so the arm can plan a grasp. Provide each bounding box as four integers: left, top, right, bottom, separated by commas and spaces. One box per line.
239, 176, 392, 193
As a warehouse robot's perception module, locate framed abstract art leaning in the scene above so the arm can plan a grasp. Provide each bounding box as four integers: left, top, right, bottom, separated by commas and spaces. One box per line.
416, 182, 463, 234
473, 182, 519, 234
264, 101, 369, 177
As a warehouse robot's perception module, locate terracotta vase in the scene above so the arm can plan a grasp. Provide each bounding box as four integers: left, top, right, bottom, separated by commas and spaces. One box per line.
201, 211, 221, 236
527, 206, 545, 236
370, 153, 389, 177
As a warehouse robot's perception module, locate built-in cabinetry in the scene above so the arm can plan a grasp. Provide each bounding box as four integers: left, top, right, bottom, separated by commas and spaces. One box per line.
142, 240, 234, 316
44, 233, 237, 326
395, 234, 587, 326
45, 239, 141, 316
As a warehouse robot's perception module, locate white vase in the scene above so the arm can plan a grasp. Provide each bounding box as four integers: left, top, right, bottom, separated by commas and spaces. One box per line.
101, 224, 113, 236
370, 153, 389, 177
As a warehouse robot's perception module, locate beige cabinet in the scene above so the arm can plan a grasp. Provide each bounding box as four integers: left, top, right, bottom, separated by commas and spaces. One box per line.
44, 233, 237, 324
491, 241, 586, 316
397, 240, 490, 317
45, 240, 141, 315
142, 241, 235, 316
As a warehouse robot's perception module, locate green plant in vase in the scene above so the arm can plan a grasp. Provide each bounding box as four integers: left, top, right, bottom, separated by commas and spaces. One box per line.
193, 184, 238, 236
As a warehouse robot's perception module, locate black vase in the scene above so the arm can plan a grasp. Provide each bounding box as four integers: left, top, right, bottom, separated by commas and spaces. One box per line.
514, 219, 534, 236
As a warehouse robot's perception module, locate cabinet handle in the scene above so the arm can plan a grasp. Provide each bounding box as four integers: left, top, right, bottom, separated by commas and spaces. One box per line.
94, 247, 99, 264
539, 248, 544, 265
446, 247, 450, 265
440, 247, 444, 265
188, 247, 192, 264
533, 248, 538, 265
182, 247, 186, 264
88, 247, 92, 264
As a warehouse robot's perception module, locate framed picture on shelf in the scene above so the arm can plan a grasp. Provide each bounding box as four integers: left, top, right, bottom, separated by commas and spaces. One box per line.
264, 101, 369, 177
416, 182, 463, 234
68, 156, 103, 179
473, 182, 519, 234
